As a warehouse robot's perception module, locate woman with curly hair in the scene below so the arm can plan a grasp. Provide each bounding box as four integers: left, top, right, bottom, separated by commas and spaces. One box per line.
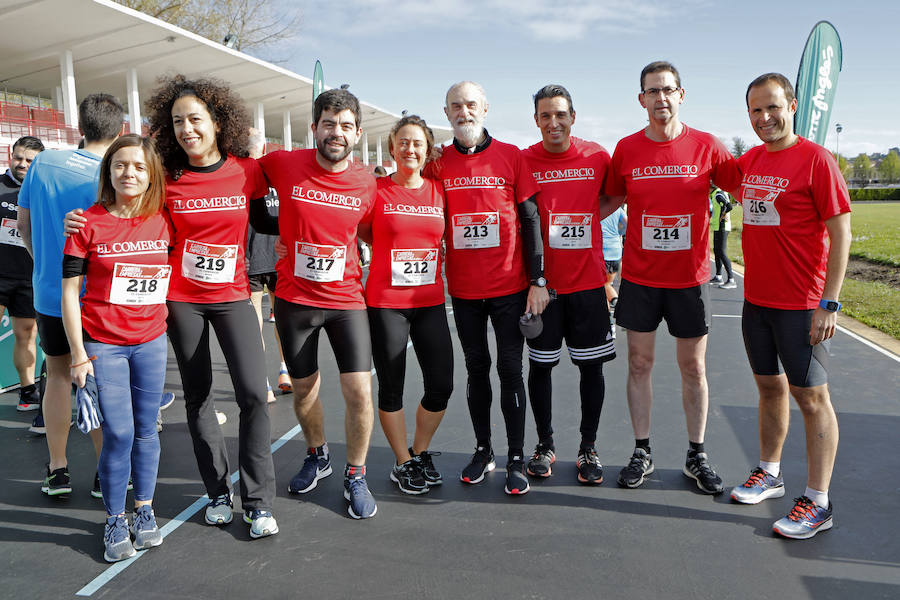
68, 75, 279, 539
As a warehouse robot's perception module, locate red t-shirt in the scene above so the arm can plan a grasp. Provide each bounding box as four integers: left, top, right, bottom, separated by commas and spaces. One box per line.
366, 177, 446, 309
737, 137, 851, 309
64, 204, 171, 346
605, 125, 742, 288
258, 149, 376, 310
165, 156, 268, 303
425, 139, 540, 299
522, 137, 610, 294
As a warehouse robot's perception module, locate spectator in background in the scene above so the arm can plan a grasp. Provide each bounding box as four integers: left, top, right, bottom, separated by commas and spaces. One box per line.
709, 185, 735, 289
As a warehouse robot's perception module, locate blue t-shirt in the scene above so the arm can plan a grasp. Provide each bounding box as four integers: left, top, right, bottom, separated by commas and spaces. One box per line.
601, 207, 626, 261
18, 149, 101, 317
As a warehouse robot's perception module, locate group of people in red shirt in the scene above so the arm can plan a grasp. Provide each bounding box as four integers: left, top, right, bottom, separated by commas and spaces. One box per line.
41, 58, 848, 562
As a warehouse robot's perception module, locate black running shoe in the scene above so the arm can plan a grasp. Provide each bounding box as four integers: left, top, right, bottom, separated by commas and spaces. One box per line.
526, 443, 555, 478
41, 465, 72, 496
504, 456, 530, 495
411, 448, 442, 486
617, 448, 654, 488
29, 412, 46, 435
683, 451, 724, 494
92, 472, 103, 499
460, 446, 495, 484
390, 459, 429, 495
576, 446, 603, 485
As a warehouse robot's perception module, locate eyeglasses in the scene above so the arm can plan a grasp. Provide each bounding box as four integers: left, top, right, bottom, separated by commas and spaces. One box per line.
642, 87, 681, 97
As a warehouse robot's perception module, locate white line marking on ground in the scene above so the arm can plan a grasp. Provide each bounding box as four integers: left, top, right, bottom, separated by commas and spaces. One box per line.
712, 314, 742, 318
836, 324, 900, 364
75, 423, 303, 597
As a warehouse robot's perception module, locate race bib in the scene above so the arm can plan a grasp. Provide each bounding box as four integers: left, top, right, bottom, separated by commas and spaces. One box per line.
390, 248, 438, 286
1, 218, 24, 248
294, 242, 346, 282
641, 214, 691, 251
181, 240, 238, 283
451, 212, 500, 249
741, 187, 781, 226
548, 213, 592, 249
109, 263, 171, 305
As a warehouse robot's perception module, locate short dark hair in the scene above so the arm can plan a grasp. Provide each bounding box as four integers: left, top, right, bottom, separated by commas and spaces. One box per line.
640, 61, 681, 91
313, 89, 361, 129
78, 93, 124, 142
746, 72, 795, 106
388, 114, 435, 157
97, 134, 166, 219
533, 85, 574, 114
12, 136, 44, 153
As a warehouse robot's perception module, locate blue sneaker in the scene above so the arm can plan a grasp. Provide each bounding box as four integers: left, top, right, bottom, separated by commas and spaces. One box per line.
343, 466, 377, 519
288, 445, 332, 494
204, 493, 233, 525
243, 509, 279, 539
730, 467, 785, 504
104, 515, 136, 562
773, 496, 833, 539
131, 505, 163, 549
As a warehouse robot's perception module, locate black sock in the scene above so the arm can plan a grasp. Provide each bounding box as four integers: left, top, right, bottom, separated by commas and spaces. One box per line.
688, 441, 705, 456
635, 438, 650, 453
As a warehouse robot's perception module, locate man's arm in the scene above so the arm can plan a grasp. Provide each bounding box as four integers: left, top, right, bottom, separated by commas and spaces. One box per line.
17, 207, 33, 259
518, 193, 549, 315
809, 212, 851, 346
597, 194, 626, 220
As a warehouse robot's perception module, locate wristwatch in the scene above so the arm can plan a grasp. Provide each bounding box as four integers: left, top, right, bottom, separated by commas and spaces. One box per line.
819, 299, 841, 312
531, 276, 547, 288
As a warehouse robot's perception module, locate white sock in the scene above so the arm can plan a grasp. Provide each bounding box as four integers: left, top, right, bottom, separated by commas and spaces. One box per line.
759, 461, 780, 477
280, 361, 287, 371
804, 486, 829, 509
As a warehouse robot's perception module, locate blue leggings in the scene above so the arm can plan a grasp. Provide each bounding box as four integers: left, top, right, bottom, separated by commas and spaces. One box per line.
86, 333, 167, 516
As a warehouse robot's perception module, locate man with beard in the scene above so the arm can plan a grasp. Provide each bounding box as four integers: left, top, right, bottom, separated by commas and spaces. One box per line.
258, 89, 379, 519
0, 136, 44, 415
426, 81, 548, 495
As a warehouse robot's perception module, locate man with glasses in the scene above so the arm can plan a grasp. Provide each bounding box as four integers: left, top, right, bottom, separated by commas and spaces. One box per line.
602, 61, 741, 494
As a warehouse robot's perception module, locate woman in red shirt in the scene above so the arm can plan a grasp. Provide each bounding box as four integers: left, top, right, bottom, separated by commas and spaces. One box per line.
360, 116, 453, 495
62, 134, 170, 562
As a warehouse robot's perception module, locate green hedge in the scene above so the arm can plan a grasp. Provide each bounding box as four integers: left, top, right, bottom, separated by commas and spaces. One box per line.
850, 188, 900, 201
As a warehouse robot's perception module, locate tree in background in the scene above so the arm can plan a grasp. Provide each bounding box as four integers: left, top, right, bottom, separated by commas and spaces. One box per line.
878, 151, 900, 184
833, 153, 850, 183
731, 136, 748, 158
115, 0, 300, 55
852, 154, 874, 183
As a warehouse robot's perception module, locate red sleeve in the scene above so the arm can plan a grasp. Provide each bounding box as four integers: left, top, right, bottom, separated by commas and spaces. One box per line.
811, 150, 851, 221
64, 221, 91, 259
604, 143, 626, 196
710, 138, 742, 195
359, 178, 378, 225
514, 149, 539, 203
422, 158, 441, 181
246, 158, 269, 199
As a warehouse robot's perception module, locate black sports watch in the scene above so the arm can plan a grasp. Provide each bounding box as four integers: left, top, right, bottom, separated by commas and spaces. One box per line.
818, 299, 841, 313
531, 276, 547, 288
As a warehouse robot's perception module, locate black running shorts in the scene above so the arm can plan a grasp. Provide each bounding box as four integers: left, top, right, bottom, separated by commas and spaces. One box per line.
0, 277, 35, 318
741, 300, 828, 388
36, 312, 70, 356
274, 297, 371, 378
248, 272, 277, 294
615, 278, 710, 338
526, 287, 616, 366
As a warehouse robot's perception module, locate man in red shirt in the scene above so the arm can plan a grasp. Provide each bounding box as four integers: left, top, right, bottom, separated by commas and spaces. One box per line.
520, 85, 615, 484
258, 89, 379, 519
603, 61, 741, 494
729, 73, 850, 540
428, 81, 549, 495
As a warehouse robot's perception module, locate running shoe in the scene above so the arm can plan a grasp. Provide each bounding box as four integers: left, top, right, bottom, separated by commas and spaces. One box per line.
204, 493, 233, 525
104, 515, 136, 562
617, 448, 654, 488
156, 409, 163, 433
131, 505, 163, 549
683, 451, 724, 494
266, 382, 277, 404
504, 456, 530, 495
29, 412, 46, 435
288, 445, 332, 494
460, 446, 495, 484
730, 467, 785, 504
526, 443, 556, 478
390, 459, 429, 495
243, 509, 279, 538
268, 309, 275, 323
576, 446, 604, 485
215, 410, 227, 425
160, 392, 176, 410
773, 496, 833, 539
718, 278, 737, 290
278, 368, 292, 393
709, 274, 723, 284
17, 384, 40, 412
41, 465, 72, 496
92, 472, 103, 499
411, 448, 442, 486
344, 468, 377, 519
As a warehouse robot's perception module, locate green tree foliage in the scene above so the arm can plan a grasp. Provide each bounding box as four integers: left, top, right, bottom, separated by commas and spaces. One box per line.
833, 152, 850, 182
853, 153, 874, 182
114, 0, 300, 55
730, 136, 748, 157
877, 151, 900, 183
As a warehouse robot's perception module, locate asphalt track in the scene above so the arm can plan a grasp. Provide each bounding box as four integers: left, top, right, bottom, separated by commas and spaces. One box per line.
1, 266, 898, 600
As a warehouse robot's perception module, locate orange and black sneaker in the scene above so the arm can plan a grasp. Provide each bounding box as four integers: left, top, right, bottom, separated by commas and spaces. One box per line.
526, 442, 555, 478
576, 446, 603, 485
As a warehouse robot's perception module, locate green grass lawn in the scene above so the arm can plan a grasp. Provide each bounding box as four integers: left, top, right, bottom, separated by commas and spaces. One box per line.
716, 202, 900, 340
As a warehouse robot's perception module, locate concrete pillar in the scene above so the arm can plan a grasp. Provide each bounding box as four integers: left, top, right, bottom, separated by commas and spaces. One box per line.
306, 122, 313, 149
361, 131, 369, 165
59, 50, 77, 128
253, 102, 265, 136
376, 135, 383, 167
282, 110, 292, 151
126, 68, 141, 134
53, 86, 62, 111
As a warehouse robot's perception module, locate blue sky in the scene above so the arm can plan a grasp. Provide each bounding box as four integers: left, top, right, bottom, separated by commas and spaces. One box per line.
272, 0, 897, 157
